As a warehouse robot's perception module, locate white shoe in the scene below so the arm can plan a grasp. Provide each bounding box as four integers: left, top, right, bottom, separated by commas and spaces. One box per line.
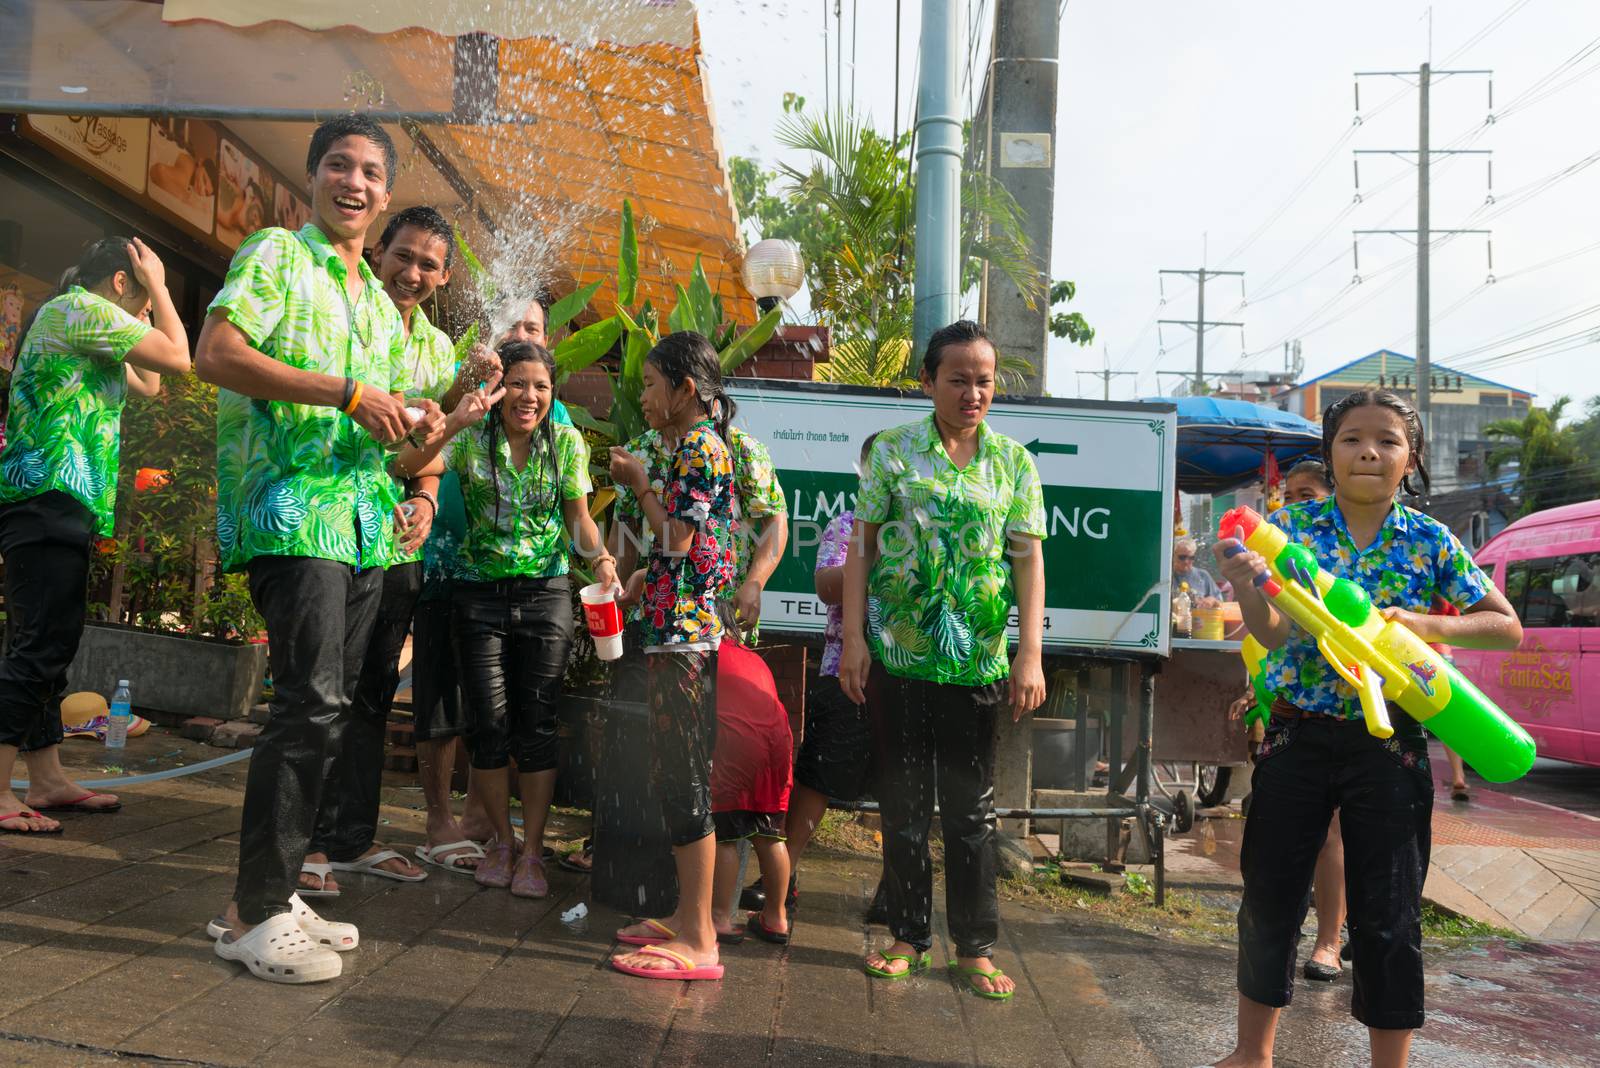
214, 912, 342, 984
206, 894, 358, 951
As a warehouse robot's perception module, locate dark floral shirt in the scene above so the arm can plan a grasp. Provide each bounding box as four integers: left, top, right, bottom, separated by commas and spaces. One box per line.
638, 420, 737, 650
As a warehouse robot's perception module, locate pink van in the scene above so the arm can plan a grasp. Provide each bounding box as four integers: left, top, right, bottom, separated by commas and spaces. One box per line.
1452, 499, 1600, 767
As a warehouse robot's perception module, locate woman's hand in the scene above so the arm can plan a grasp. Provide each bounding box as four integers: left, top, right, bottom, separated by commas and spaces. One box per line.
1380, 606, 1441, 642
447, 370, 504, 432
839, 633, 872, 706
733, 578, 764, 629
394, 499, 433, 553
608, 447, 647, 494
460, 342, 500, 387
1008, 650, 1047, 722
1214, 539, 1270, 598
126, 237, 167, 292
618, 568, 647, 607
406, 398, 447, 448
594, 556, 621, 597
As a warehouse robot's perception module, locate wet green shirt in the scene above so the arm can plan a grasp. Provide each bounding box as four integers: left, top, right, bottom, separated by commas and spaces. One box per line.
209, 224, 408, 572
0, 287, 151, 534
390, 306, 457, 566
856, 416, 1046, 686
445, 419, 591, 581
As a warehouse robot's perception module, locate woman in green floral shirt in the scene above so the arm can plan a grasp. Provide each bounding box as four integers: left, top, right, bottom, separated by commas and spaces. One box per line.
839, 320, 1047, 1000
0, 237, 189, 835
396, 340, 616, 897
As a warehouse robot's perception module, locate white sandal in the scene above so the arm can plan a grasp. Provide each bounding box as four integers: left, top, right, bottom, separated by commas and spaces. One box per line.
329, 847, 427, 883
214, 912, 342, 984
414, 839, 486, 874
206, 893, 358, 951
299, 861, 339, 897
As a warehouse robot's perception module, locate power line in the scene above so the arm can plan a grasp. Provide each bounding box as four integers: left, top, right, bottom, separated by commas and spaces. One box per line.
1440, 0, 1536, 65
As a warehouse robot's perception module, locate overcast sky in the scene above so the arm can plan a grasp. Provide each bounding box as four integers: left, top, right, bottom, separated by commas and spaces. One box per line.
698, 1, 1600, 412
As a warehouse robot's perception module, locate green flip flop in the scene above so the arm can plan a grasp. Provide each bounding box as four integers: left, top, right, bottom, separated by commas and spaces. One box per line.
864, 949, 931, 980
949, 962, 1014, 1000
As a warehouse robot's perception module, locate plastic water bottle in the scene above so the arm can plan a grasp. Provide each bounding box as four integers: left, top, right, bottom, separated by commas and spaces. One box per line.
1172, 583, 1193, 637
106, 680, 131, 750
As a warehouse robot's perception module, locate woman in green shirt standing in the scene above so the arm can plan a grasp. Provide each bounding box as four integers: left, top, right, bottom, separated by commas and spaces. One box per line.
396, 340, 617, 895
839, 320, 1048, 1000
0, 237, 190, 834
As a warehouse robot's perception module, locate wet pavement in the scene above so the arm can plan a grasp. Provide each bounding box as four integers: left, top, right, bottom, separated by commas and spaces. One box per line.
4, 729, 1600, 1066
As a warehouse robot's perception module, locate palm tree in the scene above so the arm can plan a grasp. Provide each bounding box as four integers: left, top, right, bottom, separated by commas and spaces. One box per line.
1484, 396, 1600, 515
772, 106, 1045, 388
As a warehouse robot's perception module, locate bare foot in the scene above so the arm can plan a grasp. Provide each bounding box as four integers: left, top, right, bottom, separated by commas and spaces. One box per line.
1308, 941, 1341, 969
0, 796, 60, 834
866, 940, 920, 976
23, 782, 119, 810
1210, 1054, 1272, 1068
352, 844, 424, 879
301, 852, 340, 895
612, 940, 718, 972
616, 916, 679, 942
957, 954, 1016, 997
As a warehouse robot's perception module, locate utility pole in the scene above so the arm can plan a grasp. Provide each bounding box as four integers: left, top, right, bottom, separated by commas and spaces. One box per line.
1353, 63, 1492, 434
911, 0, 962, 358
1077, 346, 1135, 400
979, 0, 1061, 395
1157, 267, 1244, 394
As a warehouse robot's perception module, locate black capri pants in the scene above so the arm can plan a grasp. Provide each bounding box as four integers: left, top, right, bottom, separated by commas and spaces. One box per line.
646, 648, 718, 848
1238, 701, 1434, 1031
452, 575, 573, 772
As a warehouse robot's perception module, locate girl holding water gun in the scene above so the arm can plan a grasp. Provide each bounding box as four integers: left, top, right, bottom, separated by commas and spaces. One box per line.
1201, 390, 1522, 1068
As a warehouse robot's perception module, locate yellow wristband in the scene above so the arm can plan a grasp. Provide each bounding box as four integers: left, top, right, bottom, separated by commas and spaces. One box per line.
343, 380, 364, 416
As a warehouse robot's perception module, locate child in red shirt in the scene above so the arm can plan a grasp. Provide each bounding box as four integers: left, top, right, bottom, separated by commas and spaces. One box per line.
710, 604, 794, 944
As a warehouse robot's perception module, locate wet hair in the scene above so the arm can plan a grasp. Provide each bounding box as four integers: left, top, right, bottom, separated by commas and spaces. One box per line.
646, 331, 737, 443
922, 319, 996, 379
306, 114, 397, 191
484, 340, 560, 530
1321, 389, 1430, 498
378, 206, 455, 267
1286, 458, 1332, 490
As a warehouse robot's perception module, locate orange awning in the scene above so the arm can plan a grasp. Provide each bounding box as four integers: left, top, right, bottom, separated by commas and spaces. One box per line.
1, 1, 752, 322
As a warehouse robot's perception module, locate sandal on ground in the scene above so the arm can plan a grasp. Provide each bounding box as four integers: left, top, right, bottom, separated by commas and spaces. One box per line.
558, 847, 593, 874
716, 926, 747, 946
616, 918, 676, 947
414, 840, 486, 874
1303, 958, 1341, 982
29, 791, 122, 814
610, 944, 724, 981
1451, 784, 1471, 802
330, 848, 427, 883
206, 893, 359, 951
510, 854, 549, 899
864, 949, 930, 980
746, 913, 790, 945
474, 842, 514, 888
298, 862, 339, 898
213, 912, 342, 984
0, 810, 64, 835
949, 961, 1014, 1001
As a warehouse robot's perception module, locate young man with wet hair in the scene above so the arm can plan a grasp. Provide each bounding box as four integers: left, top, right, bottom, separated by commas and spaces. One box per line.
195, 115, 445, 983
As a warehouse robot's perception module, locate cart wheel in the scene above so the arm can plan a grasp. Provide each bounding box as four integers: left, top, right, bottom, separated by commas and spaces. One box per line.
1196, 765, 1232, 808
1172, 789, 1194, 834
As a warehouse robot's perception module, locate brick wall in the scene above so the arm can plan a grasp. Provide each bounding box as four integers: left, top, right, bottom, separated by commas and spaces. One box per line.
755, 643, 809, 748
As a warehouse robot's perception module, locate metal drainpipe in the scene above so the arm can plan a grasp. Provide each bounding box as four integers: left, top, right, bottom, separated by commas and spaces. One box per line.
912, 0, 963, 359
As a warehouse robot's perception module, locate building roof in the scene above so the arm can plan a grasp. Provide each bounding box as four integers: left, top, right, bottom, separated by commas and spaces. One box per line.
1298, 349, 1532, 398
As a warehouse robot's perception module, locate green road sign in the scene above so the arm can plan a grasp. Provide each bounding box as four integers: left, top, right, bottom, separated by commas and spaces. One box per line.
728, 381, 1178, 655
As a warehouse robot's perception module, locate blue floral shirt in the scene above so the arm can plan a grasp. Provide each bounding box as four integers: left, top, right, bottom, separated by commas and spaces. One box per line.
1261, 496, 1491, 718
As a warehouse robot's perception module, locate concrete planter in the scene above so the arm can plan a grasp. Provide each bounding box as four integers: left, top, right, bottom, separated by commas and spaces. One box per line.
67, 623, 267, 722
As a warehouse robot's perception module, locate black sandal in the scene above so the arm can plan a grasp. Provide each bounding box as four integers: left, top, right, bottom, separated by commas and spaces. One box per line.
746, 913, 790, 945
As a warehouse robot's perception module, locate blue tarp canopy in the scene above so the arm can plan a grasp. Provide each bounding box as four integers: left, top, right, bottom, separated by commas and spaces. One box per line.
1142, 396, 1323, 495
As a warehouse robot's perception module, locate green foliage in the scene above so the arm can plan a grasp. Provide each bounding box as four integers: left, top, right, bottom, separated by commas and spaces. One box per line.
1484, 396, 1600, 515
1048, 279, 1095, 346
547, 279, 603, 335
1123, 871, 1154, 898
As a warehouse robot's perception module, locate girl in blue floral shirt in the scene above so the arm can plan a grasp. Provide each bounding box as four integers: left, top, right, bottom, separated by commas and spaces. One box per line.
1205, 391, 1522, 1068
606, 331, 736, 983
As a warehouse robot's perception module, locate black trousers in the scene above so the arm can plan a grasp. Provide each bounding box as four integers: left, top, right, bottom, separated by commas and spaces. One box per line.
235, 556, 382, 924
647, 649, 718, 847
453, 576, 573, 772
310, 561, 422, 862
869, 662, 1003, 959
1237, 705, 1434, 1030
0, 492, 95, 752
411, 594, 466, 742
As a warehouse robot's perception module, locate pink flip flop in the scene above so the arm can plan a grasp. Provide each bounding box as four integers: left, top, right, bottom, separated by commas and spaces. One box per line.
610, 944, 724, 981
615, 917, 676, 947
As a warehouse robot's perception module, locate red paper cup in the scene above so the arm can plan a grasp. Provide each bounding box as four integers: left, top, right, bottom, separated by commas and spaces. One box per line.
580, 582, 624, 661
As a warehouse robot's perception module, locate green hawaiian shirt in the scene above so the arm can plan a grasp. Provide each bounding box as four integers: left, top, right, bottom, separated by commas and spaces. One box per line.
856, 416, 1047, 686
390, 306, 458, 566
445, 419, 591, 581
614, 424, 785, 633
0, 287, 151, 534
209, 224, 407, 572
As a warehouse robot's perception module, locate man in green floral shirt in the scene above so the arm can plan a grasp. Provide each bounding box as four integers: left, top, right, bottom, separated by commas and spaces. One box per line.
195, 116, 444, 983
308, 206, 462, 886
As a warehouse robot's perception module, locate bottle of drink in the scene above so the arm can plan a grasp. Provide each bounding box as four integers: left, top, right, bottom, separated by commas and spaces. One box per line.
1173, 583, 1193, 637
106, 680, 131, 750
